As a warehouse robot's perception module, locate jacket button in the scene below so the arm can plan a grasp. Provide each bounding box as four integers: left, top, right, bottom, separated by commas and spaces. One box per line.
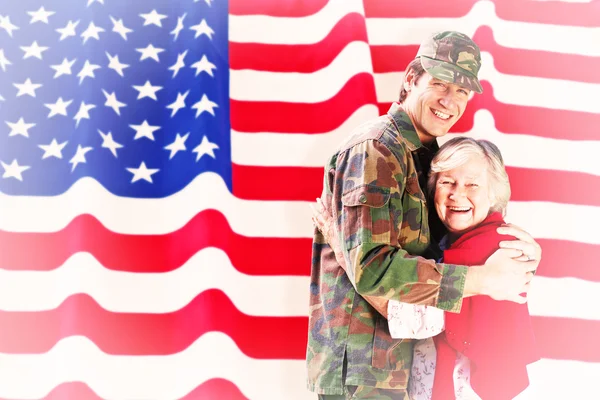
359, 194, 367, 203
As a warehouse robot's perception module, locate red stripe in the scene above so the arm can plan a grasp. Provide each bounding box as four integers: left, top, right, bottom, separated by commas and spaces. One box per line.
0, 290, 308, 357
536, 239, 600, 282
370, 26, 600, 83
230, 73, 376, 133
229, 0, 327, 17
233, 161, 600, 208
505, 166, 600, 207
377, 82, 600, 140
0, 382, 101, 400
180, 379, 249, 400
363, 0, 600, 26
230, 13, 367, 72
0, 211, 311, 275
232, 163, 323, 201
532, 316, 600, 362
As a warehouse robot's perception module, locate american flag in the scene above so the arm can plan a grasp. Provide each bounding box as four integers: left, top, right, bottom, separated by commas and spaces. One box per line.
0, 0, 598, 399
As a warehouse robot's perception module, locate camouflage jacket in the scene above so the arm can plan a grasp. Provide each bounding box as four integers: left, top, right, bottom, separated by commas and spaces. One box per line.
306, 103, 469, 395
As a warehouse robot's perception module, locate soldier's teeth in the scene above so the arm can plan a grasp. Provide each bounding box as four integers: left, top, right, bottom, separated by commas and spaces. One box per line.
433, 110, 450, 119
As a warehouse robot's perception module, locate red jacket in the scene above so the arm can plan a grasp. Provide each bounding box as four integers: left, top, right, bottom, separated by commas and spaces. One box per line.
431, 212, 539, 400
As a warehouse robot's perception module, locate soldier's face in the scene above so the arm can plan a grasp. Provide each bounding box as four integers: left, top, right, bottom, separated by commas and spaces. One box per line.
403, 72, 470, 144
434, 157, 492, 237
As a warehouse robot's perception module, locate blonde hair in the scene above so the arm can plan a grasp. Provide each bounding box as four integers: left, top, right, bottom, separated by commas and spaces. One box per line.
428, 137, 511, 215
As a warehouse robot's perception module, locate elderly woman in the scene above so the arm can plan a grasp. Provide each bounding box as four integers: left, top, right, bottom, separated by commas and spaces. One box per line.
313, 137, 539, 400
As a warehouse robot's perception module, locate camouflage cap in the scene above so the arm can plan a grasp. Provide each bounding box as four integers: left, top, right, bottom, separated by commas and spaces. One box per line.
416, 31, 483, 93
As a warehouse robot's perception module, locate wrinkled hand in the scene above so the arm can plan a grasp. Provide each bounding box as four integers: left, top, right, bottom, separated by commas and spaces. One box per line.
476, 248, 536, 304
497, 223, 542, 271
310, 198, 347, 271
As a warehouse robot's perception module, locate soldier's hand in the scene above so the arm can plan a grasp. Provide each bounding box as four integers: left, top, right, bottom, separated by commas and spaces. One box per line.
475, 248, 535, 304
497, 223, 542, 272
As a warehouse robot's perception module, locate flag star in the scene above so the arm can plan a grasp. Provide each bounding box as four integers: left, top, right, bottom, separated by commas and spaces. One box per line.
69, 145, 93, 172
140, 9, 167, 27
81, 21, 105, 44
168, 50, 187, 78
129, 120, 160, 140
191, 55, 216, 77
136, 43, 165, 62
39, 138, 68, 159
192, 135, 219, 161
6, 118, 35, 137
28, 6, 55, 24
0, 49, 11, 71
50, 58, 76, 78
106, 52, 129, 77
194, 0, 213, 6
102, 89, 126, 115
44, 97, 73, 118
110, 16, 133, 40
87, 0, 105, 6
98, 129, 123, 158
77, 60, 101, 84
127, 161, 159, 183
189, 19, 214, 39
132, 80, 163, 100
166, 90, 189, 117
0, 15, 19, 37
191, 94, 218, 118
1, 159, 30, 181
164, 132, 189, 159
20, 41, 49, 60
170, 13, 186, 41
73, 101, 96, 127
14, 78, 42, 97
56, 20, 79, 41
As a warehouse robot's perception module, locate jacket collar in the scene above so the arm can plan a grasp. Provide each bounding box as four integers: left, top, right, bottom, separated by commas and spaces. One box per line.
387, 102, 439, 153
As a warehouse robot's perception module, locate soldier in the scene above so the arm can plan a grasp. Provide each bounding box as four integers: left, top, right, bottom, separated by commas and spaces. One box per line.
306, 31, 541, 399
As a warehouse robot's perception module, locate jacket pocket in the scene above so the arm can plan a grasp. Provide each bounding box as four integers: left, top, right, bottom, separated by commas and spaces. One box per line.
371, 314, 411, 372
341, 185, 391, 249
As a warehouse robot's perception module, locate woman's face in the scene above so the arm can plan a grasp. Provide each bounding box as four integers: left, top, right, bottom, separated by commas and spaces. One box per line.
434, 156, 493, 237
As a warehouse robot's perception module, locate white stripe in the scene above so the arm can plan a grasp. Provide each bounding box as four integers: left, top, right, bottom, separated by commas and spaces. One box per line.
0, 173, 308, 236
373, 53, 600, 113
0, 176, 598, 244
229, 0, 364, 44
231, 105, 379, 166
516, 359, 600, 399
0, 334, 312, 400
0, 249, 310, 316
230, 41, 373, 102
529, 276, 600, 321
366, 1, 600, 56
233, 108, 600, 178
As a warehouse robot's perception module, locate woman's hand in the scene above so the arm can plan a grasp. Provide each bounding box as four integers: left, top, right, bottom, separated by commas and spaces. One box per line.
311, 197, 348, 271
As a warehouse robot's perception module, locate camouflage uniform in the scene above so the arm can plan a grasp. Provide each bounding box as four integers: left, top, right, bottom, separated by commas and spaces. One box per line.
306, 31, 484, 399
306, 103, 469, 398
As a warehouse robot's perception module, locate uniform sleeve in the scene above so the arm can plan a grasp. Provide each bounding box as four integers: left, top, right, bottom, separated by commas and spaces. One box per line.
329, 139, 467, 314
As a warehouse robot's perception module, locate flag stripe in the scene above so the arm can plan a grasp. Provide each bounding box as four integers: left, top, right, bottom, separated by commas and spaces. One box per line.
229, 0, 328, 17
0, 290, 308, 357
229, 13, 368, 73
0, 250, 311, 314
363, 0, 600, 27
230, 73, 376, 133
370, 26, 600, 83
0, 334, 312, 400
0, 212, 311, 275
365, 2, 600, 56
